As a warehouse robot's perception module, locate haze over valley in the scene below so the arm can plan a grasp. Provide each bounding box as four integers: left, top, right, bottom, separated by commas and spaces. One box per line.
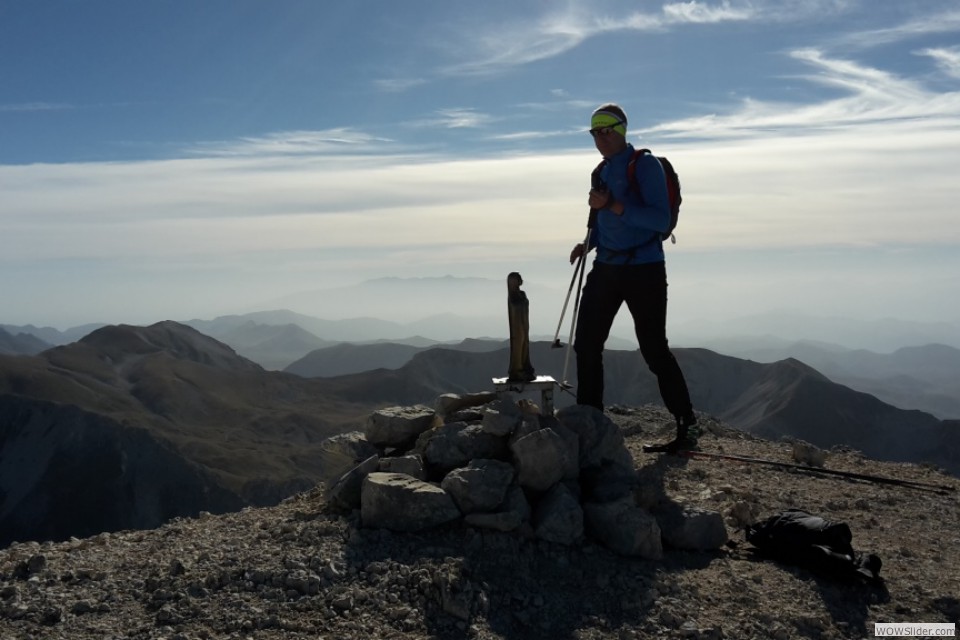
4, 276, 959, 421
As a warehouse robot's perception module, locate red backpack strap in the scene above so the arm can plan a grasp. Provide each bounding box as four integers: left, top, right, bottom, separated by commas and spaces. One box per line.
626, 148, 648, 191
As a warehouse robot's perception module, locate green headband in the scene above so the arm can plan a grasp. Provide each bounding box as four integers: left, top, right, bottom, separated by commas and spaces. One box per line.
590, 111, 627, 136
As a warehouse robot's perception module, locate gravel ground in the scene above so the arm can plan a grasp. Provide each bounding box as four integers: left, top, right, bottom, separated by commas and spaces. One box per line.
1, 405, 957, 640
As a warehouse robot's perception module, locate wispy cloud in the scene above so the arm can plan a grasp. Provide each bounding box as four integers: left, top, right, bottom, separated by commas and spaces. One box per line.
661, 1, 755, 24
513, 98, 596, 113
442, 25, 586, 76
790, 48, 926, 102
379, 1, 838, 88
436, 3, 660, 76
436, 108, 495, 128
374, 77, 429, 93
488, 128, 582, 142
643, 48, 959, 138
0, 102, 74, 112
835, 7, 960, 49
918, 46, 960, 79
187, 129, 394, 157
405, 108, 496, 129
439, 0, 838, 76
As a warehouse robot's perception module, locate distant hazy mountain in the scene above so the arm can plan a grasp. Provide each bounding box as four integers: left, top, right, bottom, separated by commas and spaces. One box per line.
190, 308, 514, 345
182, 319, 336, 370
703, 340, 960, 420
261, 275, 557, 324
184, 311, 508, 369
179, 309, 633, 371
8, 304, 957, 419
0, 323, 104, 346
286, 342, 426, 378
257, 275, 660, 344
286, 338, 507, 378
259, 276, 960, 351
184, 309, 408, 343
316, 342, 959, 475
675, 311, 960, 351
0, 327, 52, 355
250, 307, 960, 421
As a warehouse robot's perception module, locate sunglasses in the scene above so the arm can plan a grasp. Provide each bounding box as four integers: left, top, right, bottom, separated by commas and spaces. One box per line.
589, 122, 624, 138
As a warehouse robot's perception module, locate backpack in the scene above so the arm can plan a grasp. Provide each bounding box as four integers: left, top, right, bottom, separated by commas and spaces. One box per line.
593, 148, 682, 244
745, 509, 882, 583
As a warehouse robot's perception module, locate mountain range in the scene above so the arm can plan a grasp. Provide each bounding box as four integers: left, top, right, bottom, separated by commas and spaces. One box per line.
309, 340, 958, 474
0, 321, 377, 547
284, 338, 506, 378
5, 307, 960, 421
259, 277, 960, 351
257, 275, 554, 328
0, 327, 51, 356
697, 338, 960, 420
2, 318, 958, 549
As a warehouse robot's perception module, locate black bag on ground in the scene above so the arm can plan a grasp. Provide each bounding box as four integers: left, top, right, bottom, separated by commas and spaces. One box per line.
745, 509, 882, 583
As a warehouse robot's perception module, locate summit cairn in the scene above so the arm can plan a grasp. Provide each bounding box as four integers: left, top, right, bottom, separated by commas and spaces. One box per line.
325, 392, 727, 558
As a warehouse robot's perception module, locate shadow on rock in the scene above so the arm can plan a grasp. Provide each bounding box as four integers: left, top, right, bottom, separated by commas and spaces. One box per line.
344, 521, 711, 640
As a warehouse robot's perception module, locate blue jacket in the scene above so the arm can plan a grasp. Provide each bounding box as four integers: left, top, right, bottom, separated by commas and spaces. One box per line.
589, 144, 671, 265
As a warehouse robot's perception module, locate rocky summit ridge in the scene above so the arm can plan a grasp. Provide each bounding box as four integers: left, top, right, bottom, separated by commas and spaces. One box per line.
1, 398, 958, 640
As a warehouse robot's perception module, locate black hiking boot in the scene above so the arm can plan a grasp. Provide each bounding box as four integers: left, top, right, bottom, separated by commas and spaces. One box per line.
643, 413, 700, 454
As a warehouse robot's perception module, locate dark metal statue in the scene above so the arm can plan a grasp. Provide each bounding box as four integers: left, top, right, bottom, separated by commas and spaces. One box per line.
507, 272, 536, 382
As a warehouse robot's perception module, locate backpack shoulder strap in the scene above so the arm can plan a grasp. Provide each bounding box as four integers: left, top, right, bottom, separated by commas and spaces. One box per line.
591, 158, 608, 189
626, 148, 650, 190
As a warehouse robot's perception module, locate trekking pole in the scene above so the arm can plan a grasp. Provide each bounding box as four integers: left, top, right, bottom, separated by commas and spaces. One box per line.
551, 258, 582, 349
559, 209, 598, 388
559, 230, 589, 387
553, 167, 606, 350
552, 228, 591, 349
682, 450, 957, 495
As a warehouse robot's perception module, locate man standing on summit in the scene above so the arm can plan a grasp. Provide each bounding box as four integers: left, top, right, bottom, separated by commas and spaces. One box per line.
569, 103, 699, 453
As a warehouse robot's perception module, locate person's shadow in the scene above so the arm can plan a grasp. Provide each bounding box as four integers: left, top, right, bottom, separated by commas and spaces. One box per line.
343, 452, 723, 640
347, 519, 719, 640
736, 549, 889, 637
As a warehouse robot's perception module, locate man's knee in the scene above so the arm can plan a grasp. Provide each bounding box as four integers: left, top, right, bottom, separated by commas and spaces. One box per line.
639, 344, 675, 373
575, 339, 603, 371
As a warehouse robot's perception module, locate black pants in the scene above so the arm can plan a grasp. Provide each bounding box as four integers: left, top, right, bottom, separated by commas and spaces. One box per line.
574, 261, 693, 416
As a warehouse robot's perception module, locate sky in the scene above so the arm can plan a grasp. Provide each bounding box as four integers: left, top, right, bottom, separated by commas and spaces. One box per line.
2, 0, 960, 341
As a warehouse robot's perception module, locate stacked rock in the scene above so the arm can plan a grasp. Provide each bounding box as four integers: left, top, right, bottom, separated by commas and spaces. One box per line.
323, 392, 726, 559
